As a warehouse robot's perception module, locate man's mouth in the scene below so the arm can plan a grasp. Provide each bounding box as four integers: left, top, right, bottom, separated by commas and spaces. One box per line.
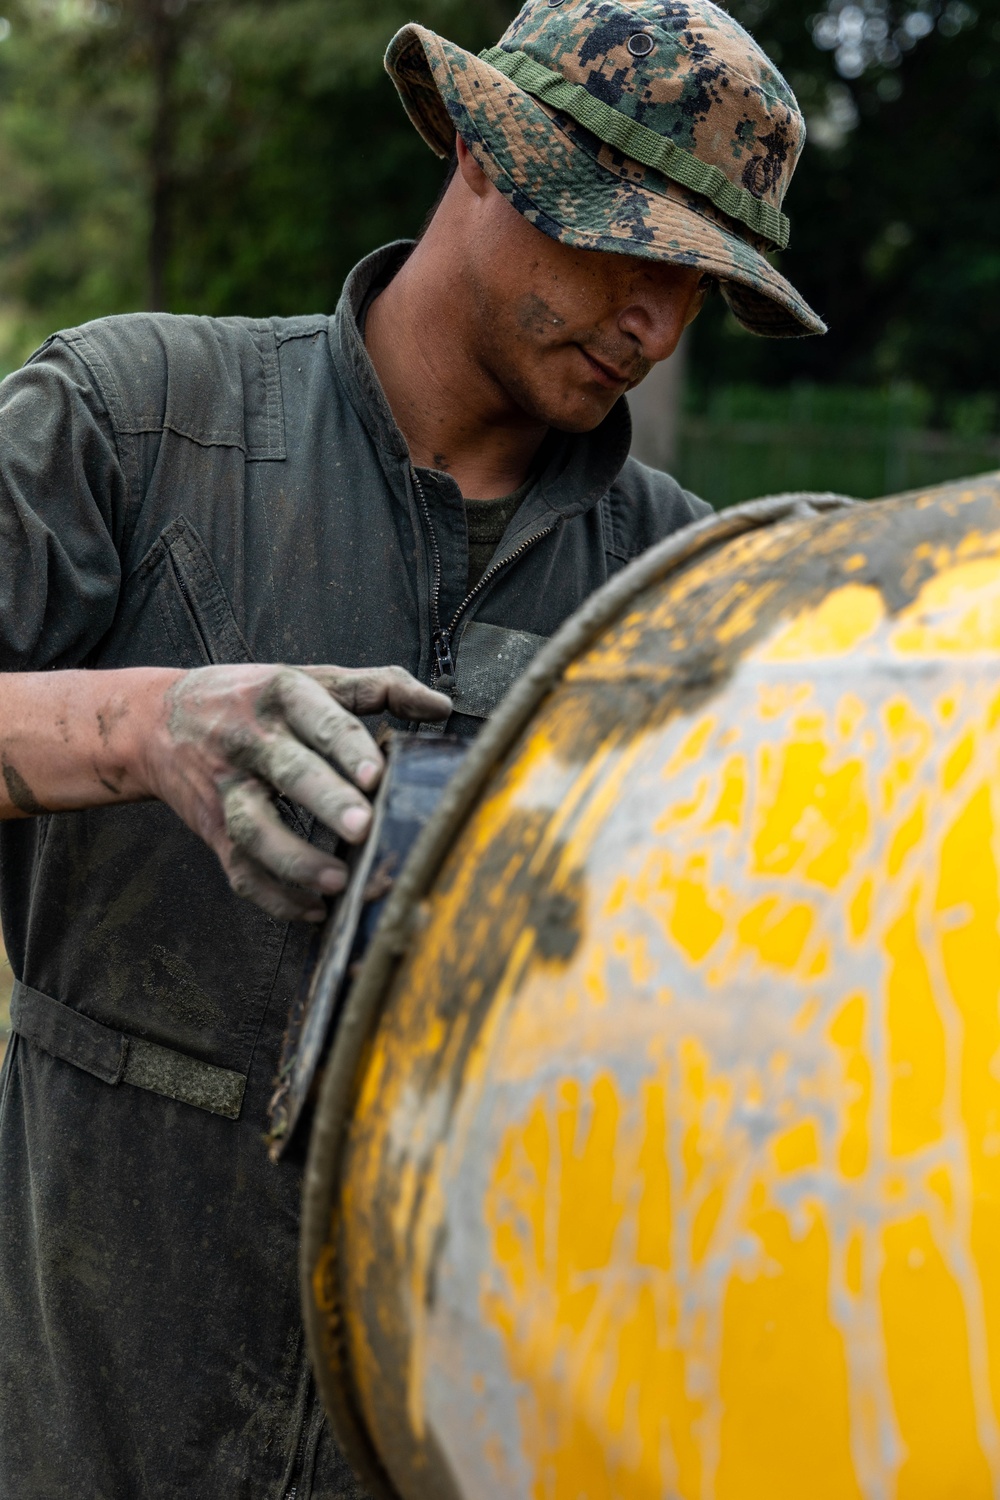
578, 347, 633, 390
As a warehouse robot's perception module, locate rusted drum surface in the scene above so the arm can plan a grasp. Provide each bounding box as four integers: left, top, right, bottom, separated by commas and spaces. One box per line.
303, 474, 1000, 1500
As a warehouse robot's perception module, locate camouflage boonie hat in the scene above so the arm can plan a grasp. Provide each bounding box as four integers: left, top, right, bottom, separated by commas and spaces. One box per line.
386, 0, 825, 338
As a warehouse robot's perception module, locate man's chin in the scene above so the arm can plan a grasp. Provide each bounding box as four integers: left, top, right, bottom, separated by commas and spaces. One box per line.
498, 365, 623, 434
538, 389, 623, 434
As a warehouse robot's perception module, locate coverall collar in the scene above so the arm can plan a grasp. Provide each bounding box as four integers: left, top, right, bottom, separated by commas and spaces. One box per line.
328, 240, 634, 522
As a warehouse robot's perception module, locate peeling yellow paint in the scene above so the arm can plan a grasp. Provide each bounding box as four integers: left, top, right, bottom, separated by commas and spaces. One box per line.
881, 697, 934, 812
893, 555, 1000, 656
324, 479, 1000, 1500
707, 753, 746, 827
737, 897, 813, 970
667, 856, 726, 963
753, 735, 867, 889
757, 582, 883, 660
886, 886, 946, 1157
773, 1119, 820, 1173
756, 679, 813, 720
881, 1215, 994, 1499
943, 727, 976, 789
828, 993, 870, 1179
887, 796, 926, 877
717, 1206, 862, 1500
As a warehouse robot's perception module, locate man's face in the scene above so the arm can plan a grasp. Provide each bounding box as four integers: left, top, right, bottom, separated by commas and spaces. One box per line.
452, 141, 710, 434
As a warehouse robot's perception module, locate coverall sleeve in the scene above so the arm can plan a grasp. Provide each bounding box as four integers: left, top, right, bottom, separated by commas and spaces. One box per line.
0, 338, 126, 671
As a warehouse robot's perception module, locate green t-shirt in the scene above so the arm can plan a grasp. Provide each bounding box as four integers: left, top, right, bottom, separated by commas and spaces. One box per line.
464, 475, 533, 594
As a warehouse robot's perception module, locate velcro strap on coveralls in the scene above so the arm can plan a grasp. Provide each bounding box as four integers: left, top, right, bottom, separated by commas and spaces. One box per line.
452, 622, 548, 720
9, 980, 247, 1120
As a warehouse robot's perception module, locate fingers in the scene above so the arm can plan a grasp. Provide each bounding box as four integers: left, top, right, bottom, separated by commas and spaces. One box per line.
219, 777, 349, 923
224, 844, 330, 923
196, 664, 453, 920
305, 664, 452, 724
231, 731, 375, 845
222, 777, 348, 893
267, 671, 385, 793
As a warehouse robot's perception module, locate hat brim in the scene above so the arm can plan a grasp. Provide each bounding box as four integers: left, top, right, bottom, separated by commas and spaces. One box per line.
386, 24, 826, 340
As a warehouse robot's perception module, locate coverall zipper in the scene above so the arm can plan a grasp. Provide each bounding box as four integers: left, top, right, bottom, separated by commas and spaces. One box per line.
411, 467, 555, 691
282, 1414, 309, 1500
169, 553, 213, 663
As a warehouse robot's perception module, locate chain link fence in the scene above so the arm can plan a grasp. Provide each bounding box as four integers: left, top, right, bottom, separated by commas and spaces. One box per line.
673, 384, 1000, 508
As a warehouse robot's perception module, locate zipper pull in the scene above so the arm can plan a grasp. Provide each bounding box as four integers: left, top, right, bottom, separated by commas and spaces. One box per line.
432, 630, 457, 694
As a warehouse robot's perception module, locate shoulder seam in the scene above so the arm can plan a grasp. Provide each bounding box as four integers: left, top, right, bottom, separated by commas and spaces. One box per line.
51, 317, 286, 459
272, 317, 330, 347
51, 328, 144, 510
56, 327, 130, 433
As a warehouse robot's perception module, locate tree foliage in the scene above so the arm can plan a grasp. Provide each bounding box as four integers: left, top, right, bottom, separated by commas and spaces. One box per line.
690, 0, 999, 402
0, 0, 514, 364
0, 0, 995, 404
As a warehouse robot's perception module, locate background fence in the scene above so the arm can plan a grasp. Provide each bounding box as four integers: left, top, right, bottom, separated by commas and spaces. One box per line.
673, 384, 1000, 510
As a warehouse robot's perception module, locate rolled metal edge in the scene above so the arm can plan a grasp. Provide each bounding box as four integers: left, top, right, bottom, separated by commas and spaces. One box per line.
299, 491, 856, 1499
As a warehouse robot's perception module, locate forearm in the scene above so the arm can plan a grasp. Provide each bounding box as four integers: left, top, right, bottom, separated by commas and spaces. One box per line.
0, 659, 450, 922
0, 668, 179, 818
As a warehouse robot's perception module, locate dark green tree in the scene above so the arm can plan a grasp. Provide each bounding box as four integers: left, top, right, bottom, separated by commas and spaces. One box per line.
0, 0, 515, 366
689, 0, 999, 404
0, 0, 995, 406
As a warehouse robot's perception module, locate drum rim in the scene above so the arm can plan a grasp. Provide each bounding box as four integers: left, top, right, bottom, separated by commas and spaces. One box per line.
299, 488, 857, 1500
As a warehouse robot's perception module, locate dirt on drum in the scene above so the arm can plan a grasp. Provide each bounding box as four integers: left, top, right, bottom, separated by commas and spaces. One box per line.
303, 472, 1000, 1500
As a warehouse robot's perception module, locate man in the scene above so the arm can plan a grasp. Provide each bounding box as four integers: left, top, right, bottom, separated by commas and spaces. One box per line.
0, 0, 824, 1493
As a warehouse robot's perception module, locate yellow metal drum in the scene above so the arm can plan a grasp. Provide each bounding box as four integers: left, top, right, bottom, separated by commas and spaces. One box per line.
304, 475, 1000, 1500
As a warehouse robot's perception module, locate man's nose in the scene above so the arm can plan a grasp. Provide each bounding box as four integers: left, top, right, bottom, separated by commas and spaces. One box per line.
617, 285, 696, 365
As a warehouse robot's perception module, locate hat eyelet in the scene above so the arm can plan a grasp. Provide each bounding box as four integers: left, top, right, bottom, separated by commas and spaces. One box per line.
627, 31, 655, 56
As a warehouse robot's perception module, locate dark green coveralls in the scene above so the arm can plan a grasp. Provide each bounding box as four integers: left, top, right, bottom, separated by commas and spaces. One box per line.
0, 241, 708, 1498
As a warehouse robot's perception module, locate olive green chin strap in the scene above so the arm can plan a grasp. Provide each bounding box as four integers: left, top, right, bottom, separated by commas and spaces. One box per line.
479, 45, 790, 251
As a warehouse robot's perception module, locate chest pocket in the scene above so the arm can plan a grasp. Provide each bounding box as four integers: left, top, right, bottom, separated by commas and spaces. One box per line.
152, 517, 253, 667
98, 514, 252, 673
452, 621, 548, 721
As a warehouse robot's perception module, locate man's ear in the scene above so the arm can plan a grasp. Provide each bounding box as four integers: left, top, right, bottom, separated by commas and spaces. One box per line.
455, 134, 492, 199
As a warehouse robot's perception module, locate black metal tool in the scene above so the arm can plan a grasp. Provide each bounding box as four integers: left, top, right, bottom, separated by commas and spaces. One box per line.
267, 731, 469, 1160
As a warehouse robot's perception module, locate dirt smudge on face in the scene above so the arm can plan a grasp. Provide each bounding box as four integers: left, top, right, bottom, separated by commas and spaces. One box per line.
516, 292, 567, 336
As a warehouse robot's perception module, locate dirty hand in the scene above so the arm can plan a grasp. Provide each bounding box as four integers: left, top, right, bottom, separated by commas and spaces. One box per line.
141, 663, 451, 922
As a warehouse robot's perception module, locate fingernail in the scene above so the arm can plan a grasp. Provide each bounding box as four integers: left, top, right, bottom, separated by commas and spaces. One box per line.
319, 868, 346, 893
342, 806, 370, 837
356, 759, 381, 790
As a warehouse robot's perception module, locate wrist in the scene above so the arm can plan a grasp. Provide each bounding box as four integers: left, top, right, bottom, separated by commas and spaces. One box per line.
98, 667, 185, 800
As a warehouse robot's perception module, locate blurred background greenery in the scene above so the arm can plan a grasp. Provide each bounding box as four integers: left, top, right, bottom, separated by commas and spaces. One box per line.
0, 0, 996, 1021
677, 0, 999, 504
0, 0, 996, 510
